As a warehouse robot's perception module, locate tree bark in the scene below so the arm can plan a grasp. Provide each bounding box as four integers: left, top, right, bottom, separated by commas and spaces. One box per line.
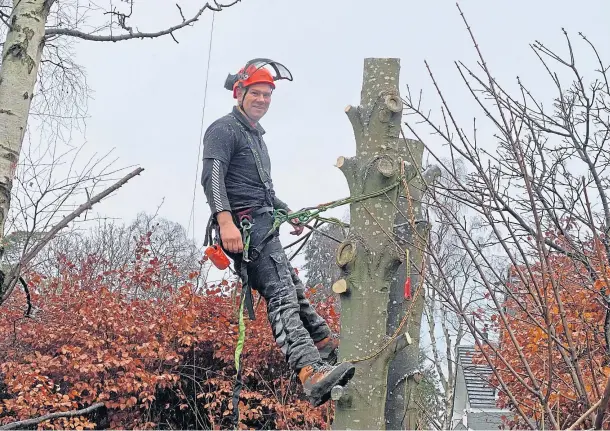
385, 140, 438, 430
333, 58, 437, 430
0, 0, 49, 240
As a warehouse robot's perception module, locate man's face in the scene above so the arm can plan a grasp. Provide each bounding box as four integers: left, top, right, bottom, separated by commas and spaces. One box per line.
237, 83, 273, 122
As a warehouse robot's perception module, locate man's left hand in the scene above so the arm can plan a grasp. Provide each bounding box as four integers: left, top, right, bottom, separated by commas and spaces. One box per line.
287, 211, 304, 236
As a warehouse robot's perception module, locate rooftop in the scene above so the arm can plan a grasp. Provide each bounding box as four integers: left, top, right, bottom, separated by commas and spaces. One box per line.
457, 345, 499, 409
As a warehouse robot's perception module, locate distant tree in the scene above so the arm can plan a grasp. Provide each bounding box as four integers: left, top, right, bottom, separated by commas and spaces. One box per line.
31, 212, 204, 298
422, 158, 472, 430
302, 221, 347, 302
414, 350, 445, 431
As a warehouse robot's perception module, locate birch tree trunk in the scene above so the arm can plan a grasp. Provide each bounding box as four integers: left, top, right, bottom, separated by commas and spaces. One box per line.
0, 0, 49, 242
332, 57, 438, 430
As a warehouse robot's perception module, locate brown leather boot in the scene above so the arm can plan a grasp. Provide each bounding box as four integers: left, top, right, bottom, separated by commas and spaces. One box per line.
298, 361, 355, 407
314, 333, 340, 365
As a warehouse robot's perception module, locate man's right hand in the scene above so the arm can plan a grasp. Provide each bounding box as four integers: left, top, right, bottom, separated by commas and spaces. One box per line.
217, 211, 243, 253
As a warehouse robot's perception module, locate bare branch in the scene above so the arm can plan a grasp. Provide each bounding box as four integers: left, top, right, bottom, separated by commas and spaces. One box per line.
567, 399, 602, 430
0, 167, 144, 306
594, 367, 610, 429
0, 402, 104, 430
44, 2, 240, 42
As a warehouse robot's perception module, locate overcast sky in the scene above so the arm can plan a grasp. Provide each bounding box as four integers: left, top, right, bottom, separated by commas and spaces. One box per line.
24, 0, 610, 269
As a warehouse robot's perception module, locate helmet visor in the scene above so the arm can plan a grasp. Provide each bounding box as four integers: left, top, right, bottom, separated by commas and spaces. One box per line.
243, 58, 293, 82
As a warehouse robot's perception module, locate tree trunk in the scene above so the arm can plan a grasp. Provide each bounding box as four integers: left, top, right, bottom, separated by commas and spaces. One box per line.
385, 140, 435, 430
330, 57, 428, 430
332, 57, 404, 430
332, 58, 440, 430
0, 0, 49, 243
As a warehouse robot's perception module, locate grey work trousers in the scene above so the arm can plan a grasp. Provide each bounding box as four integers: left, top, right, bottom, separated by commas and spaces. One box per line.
228, 211, 331, 371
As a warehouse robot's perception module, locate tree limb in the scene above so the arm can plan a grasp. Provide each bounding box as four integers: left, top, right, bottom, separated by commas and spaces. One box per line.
0, 168, 144, 306
44, 1, 240, 42
594, 373, 610, 429
0, 402, 104, 430
567, 399, 602, 430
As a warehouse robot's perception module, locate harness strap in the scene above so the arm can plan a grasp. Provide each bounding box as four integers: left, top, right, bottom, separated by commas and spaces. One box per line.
230, 114, 274, 205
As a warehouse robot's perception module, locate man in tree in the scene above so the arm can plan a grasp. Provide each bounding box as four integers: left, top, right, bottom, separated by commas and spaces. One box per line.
200, 59, 355, 406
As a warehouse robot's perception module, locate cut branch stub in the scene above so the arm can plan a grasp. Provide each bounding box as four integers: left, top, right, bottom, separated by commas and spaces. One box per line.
377, 156, 395, 178
332, 278, 348, 294
336, 240, 357, 268
360, 58, 400, 117
384, 94, 402, 113
378, 94, 403, 123
345, 105, 363, 132
336, 156, 357, 194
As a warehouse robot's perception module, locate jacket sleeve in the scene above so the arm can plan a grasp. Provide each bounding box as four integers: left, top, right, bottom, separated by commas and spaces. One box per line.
201, 158, 231, 215
272, 194, 290, 212
201, 122, 236, 215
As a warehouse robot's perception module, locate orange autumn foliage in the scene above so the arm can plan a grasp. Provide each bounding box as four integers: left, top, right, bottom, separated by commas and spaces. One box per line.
479, 234, 610, 429
0, 234, 339, 429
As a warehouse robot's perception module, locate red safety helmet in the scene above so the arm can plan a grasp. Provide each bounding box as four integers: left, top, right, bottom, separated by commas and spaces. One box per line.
224, 58, 293, 99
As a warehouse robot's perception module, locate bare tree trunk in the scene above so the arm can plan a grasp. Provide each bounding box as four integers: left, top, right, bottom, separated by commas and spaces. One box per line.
332, 57, 438, 430
0, 0, 49, 239
332, 57, 404, 430
385, 140, 434, 430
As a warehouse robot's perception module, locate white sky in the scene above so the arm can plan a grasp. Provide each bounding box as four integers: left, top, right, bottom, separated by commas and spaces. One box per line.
22, 0, 610, 271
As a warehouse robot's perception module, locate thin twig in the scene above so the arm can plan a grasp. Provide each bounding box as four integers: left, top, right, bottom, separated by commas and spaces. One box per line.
176, 3, 186, 21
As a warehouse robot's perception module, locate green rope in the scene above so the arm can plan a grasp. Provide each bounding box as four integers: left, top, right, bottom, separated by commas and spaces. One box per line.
234, 296, 246, 370
232, 221, 251, 426
240, 219, 252, 261
235, 221, 250, 371
315, 215, 349, 228
273, 176, 403, 230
